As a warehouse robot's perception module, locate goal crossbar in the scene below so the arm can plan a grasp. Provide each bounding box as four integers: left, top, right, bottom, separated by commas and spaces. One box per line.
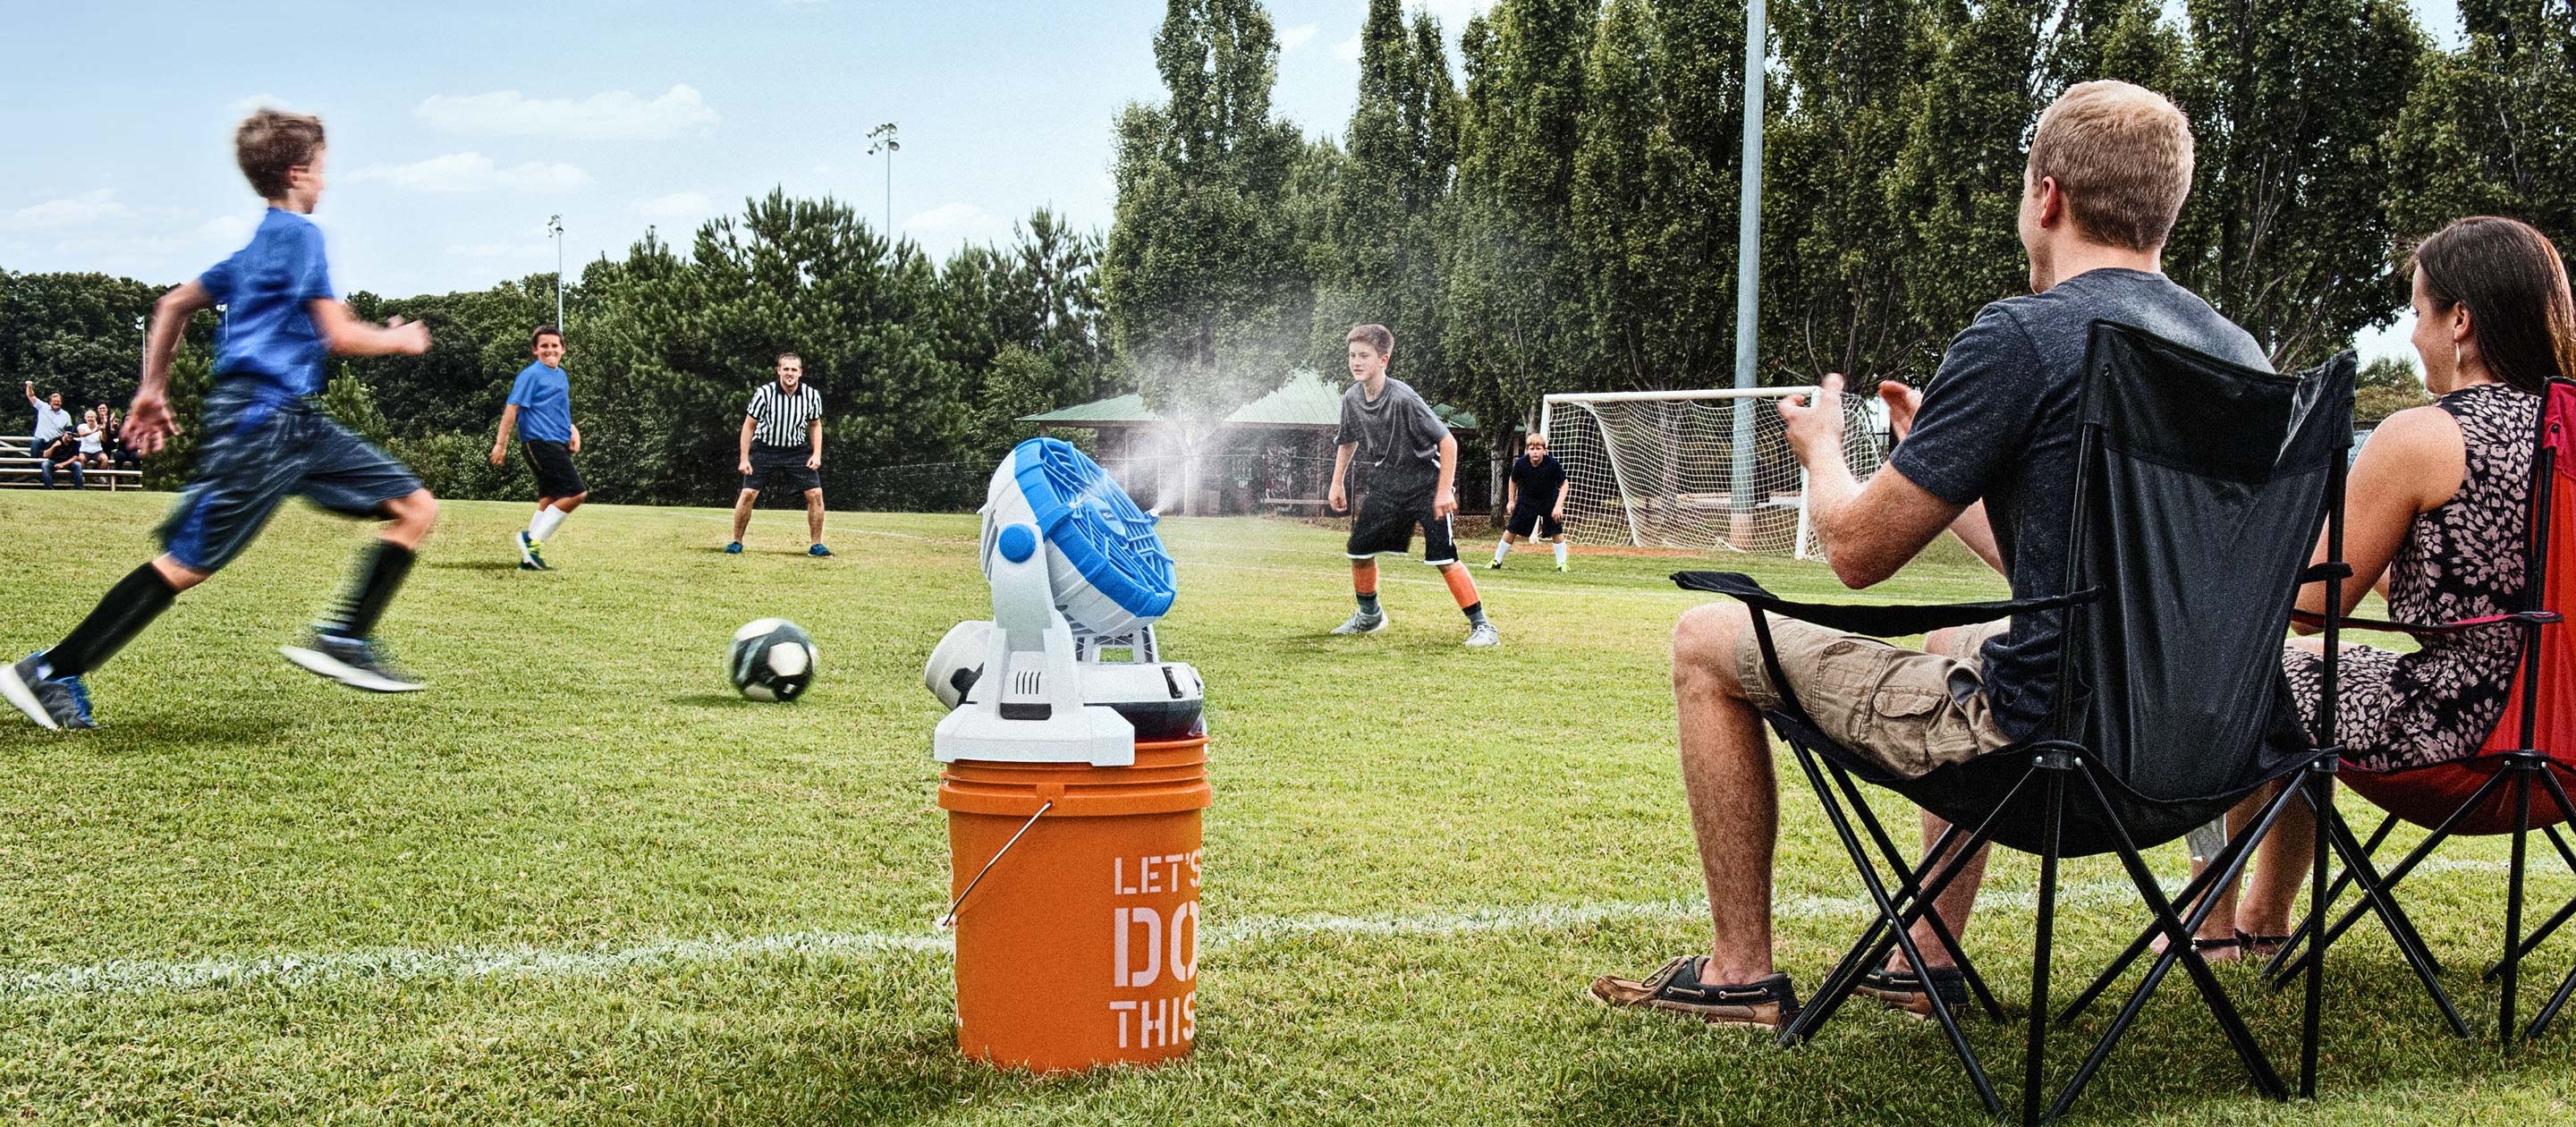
1534, 386, 1884, 560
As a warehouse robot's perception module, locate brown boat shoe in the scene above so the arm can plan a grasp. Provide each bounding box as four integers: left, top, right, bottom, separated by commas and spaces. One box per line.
1589, 955, 1801, 1030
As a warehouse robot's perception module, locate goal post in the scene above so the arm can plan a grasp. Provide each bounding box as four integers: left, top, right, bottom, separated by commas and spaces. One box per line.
1537, 386, 1887, 559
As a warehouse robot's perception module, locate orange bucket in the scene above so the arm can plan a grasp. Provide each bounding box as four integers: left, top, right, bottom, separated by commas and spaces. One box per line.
938, 733, 1213, 1071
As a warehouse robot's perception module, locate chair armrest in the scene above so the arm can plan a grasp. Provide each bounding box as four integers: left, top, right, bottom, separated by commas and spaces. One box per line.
2290, 608, 2563, 636
1672, 571, 2099, 638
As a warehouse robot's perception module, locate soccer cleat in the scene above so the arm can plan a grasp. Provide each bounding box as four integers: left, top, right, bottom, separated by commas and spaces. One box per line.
2, 651, 95, 730
1464, 622, 1501, 648
724, 541, 743, 555
1556, 563, 1570, 572
516, 530, 549, 571
809, 544, 834, 557
279, 633, 426, 693
1487, 558, 1504, 570
1330, 610, 1389, 635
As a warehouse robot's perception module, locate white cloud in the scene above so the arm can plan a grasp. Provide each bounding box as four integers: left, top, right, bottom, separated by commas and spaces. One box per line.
348, 153, 590, 194
631, 191, 716, 217
903, 201, 1010, 242
415, 84, 721, 141
446, 241, 555, 260
1280, 23, 1318, 50
196, 213, 256, 244
7, 189, 133, 231
1333, 34, 1363, 63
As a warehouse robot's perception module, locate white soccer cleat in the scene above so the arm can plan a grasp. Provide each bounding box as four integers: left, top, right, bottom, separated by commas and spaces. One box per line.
1330, 610, 1389, 635
1463, 622, 1501, 648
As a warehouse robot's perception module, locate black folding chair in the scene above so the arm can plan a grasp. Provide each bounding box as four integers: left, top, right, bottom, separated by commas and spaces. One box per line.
1677, 325, 2356, 1123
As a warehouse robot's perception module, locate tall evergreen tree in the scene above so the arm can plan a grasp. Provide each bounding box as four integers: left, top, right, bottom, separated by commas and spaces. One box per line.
1445, 0, 1597, 443
2166, 0, 2425, 369
1311, 0, 1459, 394
2383, 0, 2576, 250
1102, 0, 1311, 513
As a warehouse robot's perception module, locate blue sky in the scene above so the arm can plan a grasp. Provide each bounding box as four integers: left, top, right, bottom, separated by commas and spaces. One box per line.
2, 0, 2462, 360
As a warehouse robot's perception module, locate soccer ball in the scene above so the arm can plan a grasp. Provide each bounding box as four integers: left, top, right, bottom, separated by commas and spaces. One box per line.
729, 618, 817, 702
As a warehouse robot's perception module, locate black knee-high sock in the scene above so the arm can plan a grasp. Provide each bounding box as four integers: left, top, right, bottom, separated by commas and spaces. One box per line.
47, 564, 182, 677
319, 541, 416, 640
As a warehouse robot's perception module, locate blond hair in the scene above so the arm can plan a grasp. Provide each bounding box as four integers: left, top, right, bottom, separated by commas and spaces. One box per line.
2028, 80, 2195, 251
235, 108, 326, 200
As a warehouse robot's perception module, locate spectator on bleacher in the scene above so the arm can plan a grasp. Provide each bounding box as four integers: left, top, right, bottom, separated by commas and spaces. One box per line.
105, 410, 139, 471
38, 426, 86, 490
24, 381, 72, 455
76, 410, 107, 470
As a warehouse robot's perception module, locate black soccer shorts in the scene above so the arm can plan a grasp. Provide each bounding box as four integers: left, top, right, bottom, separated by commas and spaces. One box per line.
1345, 489, 1458, 565
522, 438, 586, 498
741, 443, 822, 494
1505, 504, 1563, 538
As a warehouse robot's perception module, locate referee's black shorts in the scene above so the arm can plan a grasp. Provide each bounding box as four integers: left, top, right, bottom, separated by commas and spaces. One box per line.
741, 443, 822, 494
1345, 488, 1458, 565
522, 439, 586, 498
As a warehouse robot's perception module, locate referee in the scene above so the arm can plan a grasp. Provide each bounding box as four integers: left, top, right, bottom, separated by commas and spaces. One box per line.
728, 352, 831, 556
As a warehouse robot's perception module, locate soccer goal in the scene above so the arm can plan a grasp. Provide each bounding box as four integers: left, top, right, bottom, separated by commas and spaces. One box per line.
1538, 387, 1887, 559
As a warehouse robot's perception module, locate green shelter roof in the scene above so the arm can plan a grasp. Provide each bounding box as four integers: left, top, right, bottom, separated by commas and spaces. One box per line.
1021, 369, 1478, 431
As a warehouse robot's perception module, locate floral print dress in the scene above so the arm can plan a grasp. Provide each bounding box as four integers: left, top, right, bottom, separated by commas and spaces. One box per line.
2285, 383, 2539, 771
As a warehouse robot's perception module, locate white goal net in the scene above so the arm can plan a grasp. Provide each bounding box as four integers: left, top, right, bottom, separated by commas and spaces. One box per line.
1539, 387, 1887, 559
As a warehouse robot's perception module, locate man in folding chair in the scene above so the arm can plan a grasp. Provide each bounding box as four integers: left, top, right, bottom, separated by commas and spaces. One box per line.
1592, 79, 2266, 1030
1590, 80, 2378, 1126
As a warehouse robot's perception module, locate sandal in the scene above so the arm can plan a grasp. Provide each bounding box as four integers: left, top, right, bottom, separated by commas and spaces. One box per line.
1856, 964, 1970, 1019
2236, 930, 2293, 960
1590, 955, 1801, 1030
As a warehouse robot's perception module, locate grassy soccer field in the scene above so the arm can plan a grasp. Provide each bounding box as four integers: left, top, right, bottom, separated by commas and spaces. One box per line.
1, 489, 2571, 1125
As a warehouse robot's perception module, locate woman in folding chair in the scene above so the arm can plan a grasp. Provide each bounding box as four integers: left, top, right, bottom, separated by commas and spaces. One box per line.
2190, 217, 2576, 1032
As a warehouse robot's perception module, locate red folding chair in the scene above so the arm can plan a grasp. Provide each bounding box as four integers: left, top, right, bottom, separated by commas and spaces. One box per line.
2267, 377, 2576, 1046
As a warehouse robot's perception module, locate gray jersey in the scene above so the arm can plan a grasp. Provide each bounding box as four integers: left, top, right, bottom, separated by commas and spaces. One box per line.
1336, 377, 1448, 496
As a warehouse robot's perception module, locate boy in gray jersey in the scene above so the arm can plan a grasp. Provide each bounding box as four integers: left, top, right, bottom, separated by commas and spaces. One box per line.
1326, 324, 1496, 647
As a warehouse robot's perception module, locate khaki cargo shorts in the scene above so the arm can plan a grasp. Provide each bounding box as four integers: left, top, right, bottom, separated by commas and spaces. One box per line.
1733, 617, 2016, 778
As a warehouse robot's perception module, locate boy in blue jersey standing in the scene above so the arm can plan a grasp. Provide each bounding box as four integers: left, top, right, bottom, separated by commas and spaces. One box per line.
487, 326, 586, 570
2, 109, 439, 731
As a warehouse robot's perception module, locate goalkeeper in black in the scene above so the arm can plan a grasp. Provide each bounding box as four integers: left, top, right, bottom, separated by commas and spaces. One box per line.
1490, 431, 1572, 571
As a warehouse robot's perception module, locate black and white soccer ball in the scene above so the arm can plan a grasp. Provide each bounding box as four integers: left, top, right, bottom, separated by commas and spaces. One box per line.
729, 618, 817, 702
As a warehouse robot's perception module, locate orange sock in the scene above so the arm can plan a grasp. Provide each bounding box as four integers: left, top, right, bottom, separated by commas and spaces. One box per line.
1443, 564, 1479, 610
1352, 560, 1378, 597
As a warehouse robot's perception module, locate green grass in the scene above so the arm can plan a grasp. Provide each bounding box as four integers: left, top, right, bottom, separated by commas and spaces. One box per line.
0, 489, 2570, 1125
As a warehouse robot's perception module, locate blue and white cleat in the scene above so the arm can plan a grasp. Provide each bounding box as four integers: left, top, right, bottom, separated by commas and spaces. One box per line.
279, 633, 426, 693
2, 651, 96, 730
516, 530, 549, 571
809, 544, 834, 557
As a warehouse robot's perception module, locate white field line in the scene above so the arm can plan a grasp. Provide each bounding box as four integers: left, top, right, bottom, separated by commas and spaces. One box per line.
8, 871, 2470, 1000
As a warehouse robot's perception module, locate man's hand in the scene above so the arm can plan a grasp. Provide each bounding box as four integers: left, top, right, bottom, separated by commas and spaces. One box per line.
739, 457, 755, 476
1328, 481, 1348, 513
1778, 373, 1850, 466
1879, 380, 1923, 443
488, 443, 507, 466
568, 427, 582, 454
1433, 485, 1457, 520
123, 391, 179, 456
806, 451, 821, 470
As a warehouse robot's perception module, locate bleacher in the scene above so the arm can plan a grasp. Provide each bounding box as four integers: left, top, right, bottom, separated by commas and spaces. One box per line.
0, 435, 142, 490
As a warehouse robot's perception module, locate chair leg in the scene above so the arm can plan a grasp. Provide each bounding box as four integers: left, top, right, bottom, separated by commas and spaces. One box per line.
2504, 763, 2534, 1050
2274, 767, 2522, 983
2059, 798, 2277, 1023
2301, 764, 2330, 1098
1829, 764, 2006, 1021
2046, 767, 2288, 1121
2284, 803, 2472, 1038
2269, 811, 2399, 971
1771, 740, 2009, 1119
2022, 764, 2064, 1127
2521, 770, 2576, 1042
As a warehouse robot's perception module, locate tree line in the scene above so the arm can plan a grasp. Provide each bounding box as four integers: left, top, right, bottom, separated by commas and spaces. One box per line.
7, 0, 2567, 505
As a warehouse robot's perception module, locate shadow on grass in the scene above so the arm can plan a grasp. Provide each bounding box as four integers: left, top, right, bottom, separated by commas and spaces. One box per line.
1542, 957, 2576, 1125
666, 692, 754, 708
426, 560, 526, 572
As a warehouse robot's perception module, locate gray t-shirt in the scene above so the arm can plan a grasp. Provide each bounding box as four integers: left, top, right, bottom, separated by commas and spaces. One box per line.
1337, 377, 1448, 497
1889, 267, 2270, 741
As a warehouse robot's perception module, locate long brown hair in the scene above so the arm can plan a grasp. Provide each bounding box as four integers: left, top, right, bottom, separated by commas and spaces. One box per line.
2411, 216, 2576, 394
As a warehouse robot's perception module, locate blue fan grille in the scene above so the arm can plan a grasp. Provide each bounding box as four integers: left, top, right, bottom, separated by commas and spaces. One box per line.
1010, 437, 1176, 622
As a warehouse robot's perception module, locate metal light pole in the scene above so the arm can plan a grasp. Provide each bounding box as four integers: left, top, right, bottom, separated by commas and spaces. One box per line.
1728, 0, 1769, 546
215, 302, 228, 351
547, 215, 565, 332
134, 314, 146, 369
866, 122, 901, 240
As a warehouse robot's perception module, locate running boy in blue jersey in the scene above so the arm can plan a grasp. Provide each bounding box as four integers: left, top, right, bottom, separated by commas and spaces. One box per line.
488, 325, 586, 570
2, 109, 438, 731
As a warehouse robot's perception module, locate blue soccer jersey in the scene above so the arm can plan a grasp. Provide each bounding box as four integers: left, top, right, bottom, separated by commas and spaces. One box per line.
506, 360, 572, 443
199, 208, 336, 398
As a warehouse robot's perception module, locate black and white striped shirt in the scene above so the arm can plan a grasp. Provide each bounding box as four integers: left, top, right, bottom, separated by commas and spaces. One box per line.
747, 381, 823, 448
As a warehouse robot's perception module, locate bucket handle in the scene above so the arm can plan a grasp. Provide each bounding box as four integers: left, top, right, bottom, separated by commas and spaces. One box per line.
938, 800, 1053, 929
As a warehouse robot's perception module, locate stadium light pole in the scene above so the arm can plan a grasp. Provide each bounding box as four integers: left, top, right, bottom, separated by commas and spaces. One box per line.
867, 122, 900, 242
547, 215, 565, 333
1728, 0, 1768, 546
